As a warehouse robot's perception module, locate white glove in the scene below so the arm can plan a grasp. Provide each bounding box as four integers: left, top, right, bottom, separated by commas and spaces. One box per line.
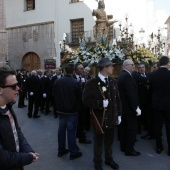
43, 93, 47, 98
103, 99, 109, 108
30, 92, 34, 96
118, 116, 121, 124
136, 107, 141, 116
81, 78, 85, 83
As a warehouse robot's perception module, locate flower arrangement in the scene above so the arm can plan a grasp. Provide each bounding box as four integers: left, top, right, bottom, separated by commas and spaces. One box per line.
61, 37, 159, 67
130, 47, 158, 65
61, 38, 125, 67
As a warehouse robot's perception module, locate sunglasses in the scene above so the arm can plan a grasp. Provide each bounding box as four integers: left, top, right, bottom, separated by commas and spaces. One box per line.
0, 82, 19, 90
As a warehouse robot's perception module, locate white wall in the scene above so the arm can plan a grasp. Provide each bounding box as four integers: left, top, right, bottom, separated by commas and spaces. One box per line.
6, 0, 156, 66
6, 0, 55, 27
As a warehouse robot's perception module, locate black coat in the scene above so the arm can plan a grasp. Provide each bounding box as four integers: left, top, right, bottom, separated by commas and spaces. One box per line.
149, 67, 170, 110
0, 104, 34, 170
25, 75, 41, 96
82, 76, 122, 128
132, 72, 151, 106
53, 75, 82, 113
117, 70, 139, 115
41, 76, 52, 96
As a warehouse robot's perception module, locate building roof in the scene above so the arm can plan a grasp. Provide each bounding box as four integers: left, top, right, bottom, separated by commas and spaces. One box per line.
165, 16, 170, 24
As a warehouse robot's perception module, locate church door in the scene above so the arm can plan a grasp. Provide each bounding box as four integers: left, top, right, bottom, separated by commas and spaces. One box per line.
22, 52, 40, 71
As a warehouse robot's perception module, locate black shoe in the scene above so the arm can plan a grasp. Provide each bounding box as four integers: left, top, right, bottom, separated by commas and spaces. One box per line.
23, 105, 27, 107
125, 150, 141, 156
141, 134, 154, 139
168, 150, 170, 156
58, 149, 69, 157
33, 115, 41, 118
105, 161, 119, 169
28, 114, 32, 118
95, 165, 103, 170
79, 139, 91, 144
45, 113, 48, 115
54, 114, 58, 118
18, 106, 25, 108
156, 147, 164, 154
120, 147, 125, 152
69, 152, 82, 160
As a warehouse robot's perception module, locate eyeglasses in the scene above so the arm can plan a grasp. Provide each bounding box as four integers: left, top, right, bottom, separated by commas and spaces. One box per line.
0, 82, 19, 90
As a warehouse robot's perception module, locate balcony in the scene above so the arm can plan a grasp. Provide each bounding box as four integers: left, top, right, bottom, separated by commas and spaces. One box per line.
66, 30, 96, 46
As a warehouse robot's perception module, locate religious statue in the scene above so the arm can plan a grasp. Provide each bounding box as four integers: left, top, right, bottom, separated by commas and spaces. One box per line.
92, 0, 117, 42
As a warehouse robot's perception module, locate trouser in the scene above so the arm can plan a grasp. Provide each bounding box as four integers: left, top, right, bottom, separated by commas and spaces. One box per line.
119, 114, 138, 152
93, 127, 114, 166
153, 109, 170, 149
18, 91, 25, 107
58, 113, 79, 155
28, 95, 39, 116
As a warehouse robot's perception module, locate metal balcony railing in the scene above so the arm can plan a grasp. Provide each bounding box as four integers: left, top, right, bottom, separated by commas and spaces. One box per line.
66, 30, 96, 45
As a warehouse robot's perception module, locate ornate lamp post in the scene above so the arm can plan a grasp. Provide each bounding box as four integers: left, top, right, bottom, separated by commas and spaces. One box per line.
139, 28, 145, 46
117, 14, 134, 55
149, 29, 166, 57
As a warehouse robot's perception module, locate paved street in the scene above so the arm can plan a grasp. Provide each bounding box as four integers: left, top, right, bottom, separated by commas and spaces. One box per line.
13, 100, 170, 170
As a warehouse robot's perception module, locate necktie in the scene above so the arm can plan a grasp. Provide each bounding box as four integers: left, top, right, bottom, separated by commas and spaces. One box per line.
104, 78, 109, 86
141, 73, 146, 77
79, 76, 82, 84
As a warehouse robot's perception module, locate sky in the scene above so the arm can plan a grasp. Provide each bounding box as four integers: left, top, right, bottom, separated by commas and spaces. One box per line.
155, 0, 170, 14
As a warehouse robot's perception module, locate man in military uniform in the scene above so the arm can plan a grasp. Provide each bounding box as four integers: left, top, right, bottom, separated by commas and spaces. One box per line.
83, 58, 122, 170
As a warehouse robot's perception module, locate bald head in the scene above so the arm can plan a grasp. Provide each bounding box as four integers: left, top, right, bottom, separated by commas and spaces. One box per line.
123, 59, 135, 73
123, 59, 133, 66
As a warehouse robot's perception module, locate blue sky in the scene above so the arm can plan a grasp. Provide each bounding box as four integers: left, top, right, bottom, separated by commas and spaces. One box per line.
155, 0, 170, 13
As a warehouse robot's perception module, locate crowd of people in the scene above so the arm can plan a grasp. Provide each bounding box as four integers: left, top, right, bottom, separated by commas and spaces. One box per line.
0, 56, 170, 170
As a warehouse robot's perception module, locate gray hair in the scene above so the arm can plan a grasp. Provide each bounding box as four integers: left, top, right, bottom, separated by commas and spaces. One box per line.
31, 70, 37, 76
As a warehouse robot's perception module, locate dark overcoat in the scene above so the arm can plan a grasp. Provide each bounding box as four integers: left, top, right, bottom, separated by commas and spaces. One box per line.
149, 67, 170, 110
117, 70, 139, 115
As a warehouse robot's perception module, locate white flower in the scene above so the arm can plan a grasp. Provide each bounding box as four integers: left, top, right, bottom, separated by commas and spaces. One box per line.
102, 86, 107, 92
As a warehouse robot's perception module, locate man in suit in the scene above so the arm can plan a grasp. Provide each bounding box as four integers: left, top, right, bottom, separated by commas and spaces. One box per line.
149, 56, 170, 155
40, 70, 52, 115
26, 70, 41, 118
83, 58, 122, 170
132, 63, 152, 138
117, 59, 141, 156
16, 68, 27, 108
51, 67, 63, 118
53, 63, 82, 160
73, 63, 91, 144
84, 66, 92, 131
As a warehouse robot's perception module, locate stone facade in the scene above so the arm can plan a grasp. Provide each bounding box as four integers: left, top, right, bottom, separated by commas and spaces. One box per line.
7, 22, 56, 70
165, 16, 170, 56
0, 0, 7, 67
